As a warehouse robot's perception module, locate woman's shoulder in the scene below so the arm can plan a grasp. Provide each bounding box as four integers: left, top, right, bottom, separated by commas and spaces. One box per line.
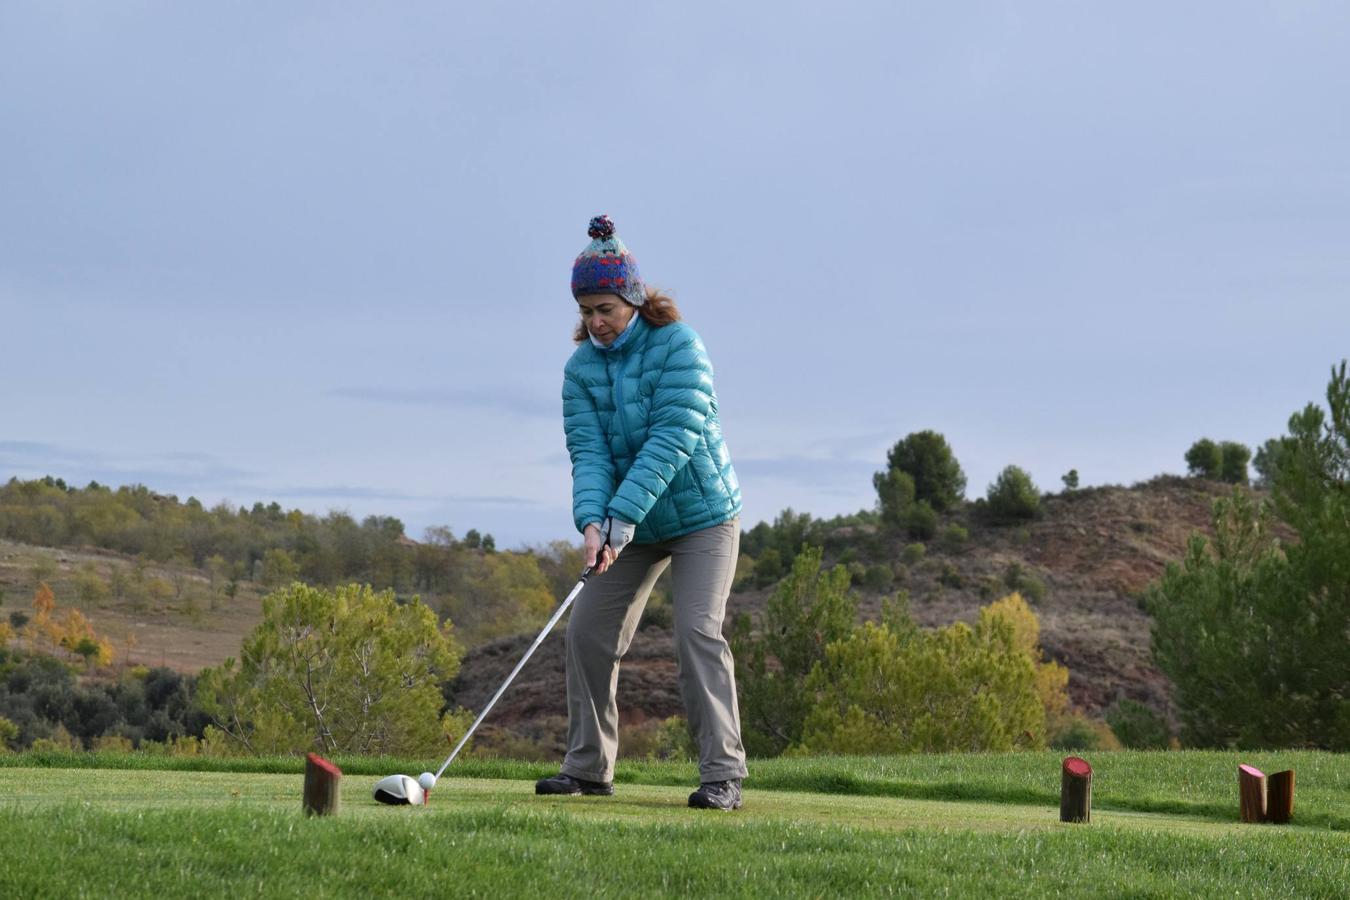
564, 341, 601, 377
649, 320, 702, 349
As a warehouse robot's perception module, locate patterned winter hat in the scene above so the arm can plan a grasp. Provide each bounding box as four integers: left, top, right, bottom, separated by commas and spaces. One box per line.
571, 214, 645, 307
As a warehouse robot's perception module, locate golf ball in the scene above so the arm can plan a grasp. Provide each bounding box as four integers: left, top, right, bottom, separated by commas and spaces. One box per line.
418, 772, 436, 793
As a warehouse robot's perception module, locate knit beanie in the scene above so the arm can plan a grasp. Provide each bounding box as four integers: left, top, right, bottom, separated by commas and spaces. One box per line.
571, 214, 646, 307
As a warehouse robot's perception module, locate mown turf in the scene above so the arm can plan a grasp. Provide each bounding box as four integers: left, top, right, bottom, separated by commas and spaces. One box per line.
6, 749, 1347, 829
3, 754, 1346, 897
0, 789, 1346, 899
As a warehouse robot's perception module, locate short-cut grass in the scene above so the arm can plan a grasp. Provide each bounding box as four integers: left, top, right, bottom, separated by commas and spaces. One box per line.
2, 752, 1345, 897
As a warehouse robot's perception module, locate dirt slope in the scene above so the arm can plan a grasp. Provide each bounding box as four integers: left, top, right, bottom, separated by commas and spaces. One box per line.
452, 476, 1242, 746
2, 476, 1243, 744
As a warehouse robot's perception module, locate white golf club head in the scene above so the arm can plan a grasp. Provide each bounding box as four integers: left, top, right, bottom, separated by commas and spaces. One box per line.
373, 774, 426, 806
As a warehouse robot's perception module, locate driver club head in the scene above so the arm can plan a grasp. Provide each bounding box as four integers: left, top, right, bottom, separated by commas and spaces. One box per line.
373, 774, 426, 806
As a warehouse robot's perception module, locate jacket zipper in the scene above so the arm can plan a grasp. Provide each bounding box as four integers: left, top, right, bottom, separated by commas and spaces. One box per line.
613, 352, 635, 460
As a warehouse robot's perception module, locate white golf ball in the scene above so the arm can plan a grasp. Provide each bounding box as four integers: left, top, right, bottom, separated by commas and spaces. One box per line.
418, 772, 436, 793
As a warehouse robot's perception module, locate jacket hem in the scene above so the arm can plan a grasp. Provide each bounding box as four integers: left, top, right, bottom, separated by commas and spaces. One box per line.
629, 505, 742, 545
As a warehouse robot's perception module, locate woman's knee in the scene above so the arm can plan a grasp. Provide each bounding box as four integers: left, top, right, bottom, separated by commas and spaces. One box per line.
674, 619, 730, 659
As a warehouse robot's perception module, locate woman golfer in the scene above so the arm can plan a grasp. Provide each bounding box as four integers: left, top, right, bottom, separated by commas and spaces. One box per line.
535, 215, 747, 810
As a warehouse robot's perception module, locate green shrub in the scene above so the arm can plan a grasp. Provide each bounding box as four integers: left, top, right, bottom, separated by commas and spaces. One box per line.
731, 553, 756, 592
1003, 562, 1047, 603
984, 466, 1041, 524
863, 564, 894, 592
753, 548, 784, 588
872, 468, 916, 528
1061, 469, 1079, 491
879, 431, 967, 512
1184, 438, 1222, 479
650, 715, 698, 761
1219, 441, 1251, 485
903, 500, 937, 540
938, 562, 963, 589
731, 546, 857, 757
0, 715, 19, 751
1105, 699, 1170, 749
1252, 437, 1284, 488
901, 543, 926, 565
938, 524, 968, 551
1049, 714, 1119, 751
75, 565, 109, 606
196, 583, 462, 756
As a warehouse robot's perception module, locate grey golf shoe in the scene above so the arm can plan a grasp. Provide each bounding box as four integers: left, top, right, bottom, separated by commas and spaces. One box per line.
688, 779, 742, 810
535, 773, 614, 796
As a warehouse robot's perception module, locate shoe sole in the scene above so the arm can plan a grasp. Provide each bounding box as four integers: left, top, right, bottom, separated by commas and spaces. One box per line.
535, 785, 614, 797
688, 798, 742, 810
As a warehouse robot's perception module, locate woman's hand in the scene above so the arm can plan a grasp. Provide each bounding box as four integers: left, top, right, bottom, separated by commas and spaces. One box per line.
584, 522, 616, 575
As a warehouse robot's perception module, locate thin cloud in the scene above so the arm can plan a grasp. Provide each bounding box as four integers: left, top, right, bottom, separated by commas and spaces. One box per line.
264, 485, 426, 502
266, 486, 542, 508
734, 456, 879, 495
326, 386, 555, 418
0, 440, 258, 488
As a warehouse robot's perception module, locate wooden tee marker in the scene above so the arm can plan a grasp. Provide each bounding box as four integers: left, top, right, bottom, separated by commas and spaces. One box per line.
1267, 770, 1295, 824
1238, 765, 1266, 823
304, 753, 343, 817
1060, 756, 1092, 823
1238, 765, 1295, 824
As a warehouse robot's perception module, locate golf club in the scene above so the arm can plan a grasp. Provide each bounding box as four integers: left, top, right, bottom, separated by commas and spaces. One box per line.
374, 529, 609, 805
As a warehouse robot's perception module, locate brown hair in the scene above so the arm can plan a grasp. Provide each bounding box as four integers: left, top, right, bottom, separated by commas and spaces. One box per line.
573, 287, 682, 344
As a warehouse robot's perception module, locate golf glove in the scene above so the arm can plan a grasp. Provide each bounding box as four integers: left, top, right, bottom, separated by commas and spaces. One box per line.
603, 517, 636, 557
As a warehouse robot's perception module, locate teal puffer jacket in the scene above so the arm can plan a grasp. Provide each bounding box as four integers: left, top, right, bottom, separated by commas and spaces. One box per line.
563, 316, 741, 544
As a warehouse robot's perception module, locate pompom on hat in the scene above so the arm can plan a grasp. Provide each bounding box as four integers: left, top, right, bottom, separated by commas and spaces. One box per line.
571, 214, 645, 307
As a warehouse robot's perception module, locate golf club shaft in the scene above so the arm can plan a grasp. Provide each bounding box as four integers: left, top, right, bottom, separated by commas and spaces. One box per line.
434, 568, 593, 779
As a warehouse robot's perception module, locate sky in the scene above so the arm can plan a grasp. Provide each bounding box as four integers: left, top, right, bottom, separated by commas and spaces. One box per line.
2, 2, 1348, 549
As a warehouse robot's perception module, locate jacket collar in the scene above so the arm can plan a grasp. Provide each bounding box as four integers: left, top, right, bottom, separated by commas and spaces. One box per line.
589, 311, 645, 354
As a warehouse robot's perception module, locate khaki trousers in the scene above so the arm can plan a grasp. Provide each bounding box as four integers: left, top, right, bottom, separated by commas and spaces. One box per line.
561, 518, 748, 784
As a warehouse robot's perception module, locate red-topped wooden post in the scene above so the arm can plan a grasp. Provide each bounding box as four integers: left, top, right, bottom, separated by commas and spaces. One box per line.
304, 753, 343, 816
1060, 756, 1092, 823
1238, 764, 1266, 823
1266, 770, 1295, 824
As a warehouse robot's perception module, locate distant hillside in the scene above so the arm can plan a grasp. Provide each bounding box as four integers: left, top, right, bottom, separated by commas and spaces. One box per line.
452, 476, 1245, 752
0, 540, 265, 673
2, 474, 1246, 753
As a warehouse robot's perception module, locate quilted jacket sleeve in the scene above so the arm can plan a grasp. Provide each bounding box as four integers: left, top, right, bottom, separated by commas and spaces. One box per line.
608, 329, 712, 526
563, 366, 614, 534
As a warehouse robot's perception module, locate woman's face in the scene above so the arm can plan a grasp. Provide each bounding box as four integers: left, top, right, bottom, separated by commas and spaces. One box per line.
577, 294, 636, 346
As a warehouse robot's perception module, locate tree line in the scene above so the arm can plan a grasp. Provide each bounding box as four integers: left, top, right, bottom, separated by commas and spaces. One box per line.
0, 478, 494, 592
1149, 362, 1350, 750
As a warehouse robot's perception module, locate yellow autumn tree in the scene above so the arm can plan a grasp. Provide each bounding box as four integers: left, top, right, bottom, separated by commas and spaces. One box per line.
29, 582, 60, 651
57, 608, 115, 667
983, 592, 1070, 737
26, 582, 114, 666
796, 592, 1070, 754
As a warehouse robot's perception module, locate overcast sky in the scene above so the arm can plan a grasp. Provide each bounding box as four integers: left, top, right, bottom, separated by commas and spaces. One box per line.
3, 2, 1348, 548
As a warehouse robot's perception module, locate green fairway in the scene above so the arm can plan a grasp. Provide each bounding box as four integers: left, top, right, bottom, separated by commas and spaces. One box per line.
1, 755, 1345, 898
